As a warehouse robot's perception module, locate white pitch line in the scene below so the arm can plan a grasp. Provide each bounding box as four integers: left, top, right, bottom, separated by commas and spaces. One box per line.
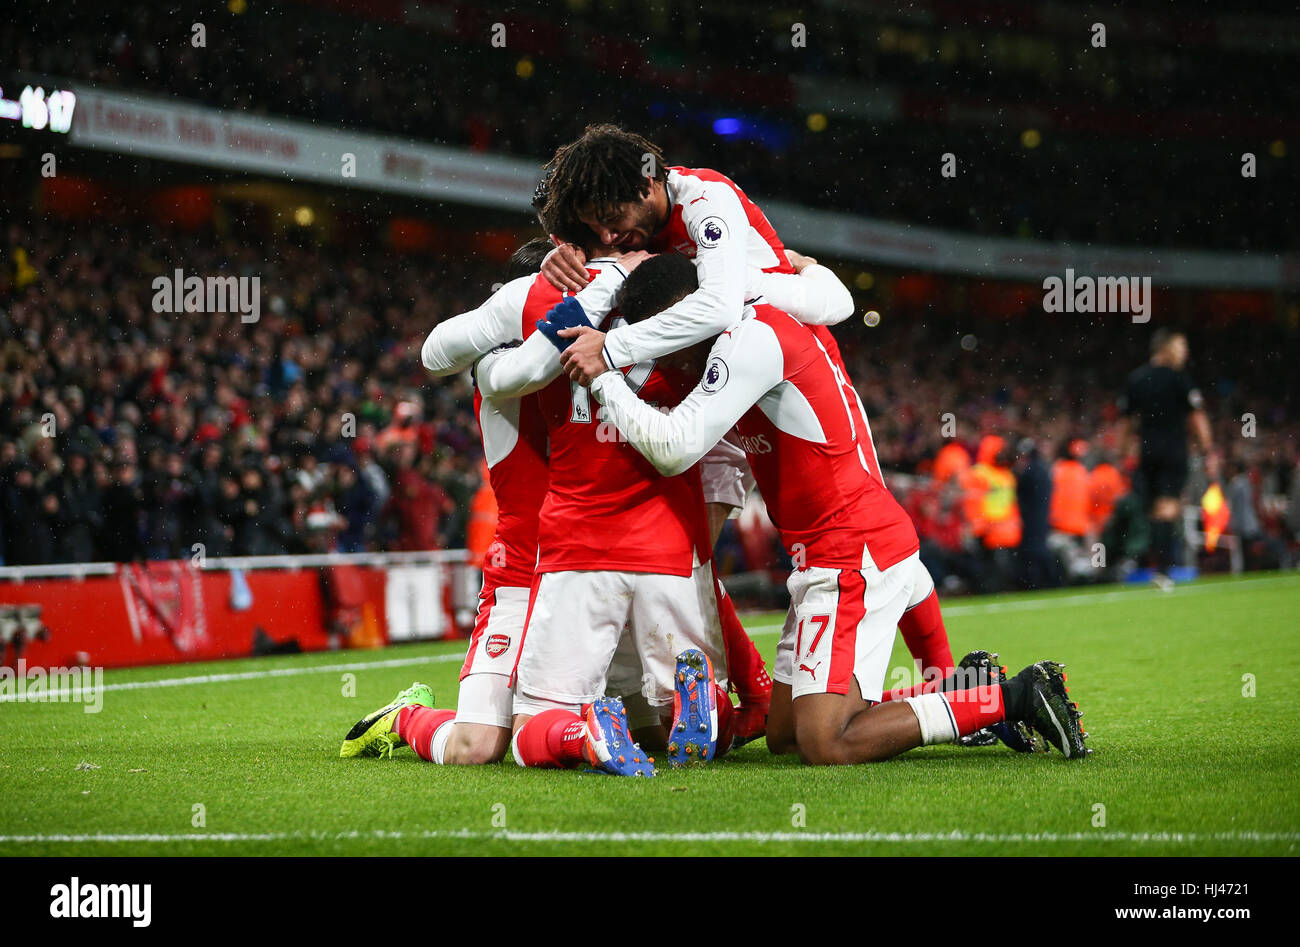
0, 653, 463, 702
0, 829, 1295, 845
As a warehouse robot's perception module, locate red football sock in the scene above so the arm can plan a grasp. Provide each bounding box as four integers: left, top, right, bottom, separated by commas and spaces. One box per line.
941, 685, 1006, 737
512, 709, 588, 769
898, 589, 955, 680
882, 662, 1002, 703
715, 573, 771, 704
713, 683, 736, 758
881, 678, 946, 702
395, 706, 456, 762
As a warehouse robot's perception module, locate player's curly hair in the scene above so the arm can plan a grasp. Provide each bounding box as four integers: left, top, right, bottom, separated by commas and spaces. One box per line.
615, 254, 698, 324
540, 124, 668, 243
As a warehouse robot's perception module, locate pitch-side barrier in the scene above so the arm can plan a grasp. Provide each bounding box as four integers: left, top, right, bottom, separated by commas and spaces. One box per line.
0, 550, 477, 670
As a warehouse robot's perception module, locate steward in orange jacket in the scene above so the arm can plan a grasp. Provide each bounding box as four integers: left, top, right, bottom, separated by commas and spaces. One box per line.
963, 435, 1022, 549
1050, 440, 1092, 537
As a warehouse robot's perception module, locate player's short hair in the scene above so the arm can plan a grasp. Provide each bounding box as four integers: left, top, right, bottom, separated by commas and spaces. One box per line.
541, 124, 668, 239
531, 174, 557, 233
1150, 327, 1184, 356
507, 237, 554, 279
615, 253, 698, 324
531, 175, 550, 215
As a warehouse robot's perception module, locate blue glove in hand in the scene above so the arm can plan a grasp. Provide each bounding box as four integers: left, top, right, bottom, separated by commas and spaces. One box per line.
535, 296, 589, 352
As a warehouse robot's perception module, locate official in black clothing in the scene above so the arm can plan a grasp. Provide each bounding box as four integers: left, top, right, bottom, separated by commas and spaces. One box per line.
1118, 329, 1213, 574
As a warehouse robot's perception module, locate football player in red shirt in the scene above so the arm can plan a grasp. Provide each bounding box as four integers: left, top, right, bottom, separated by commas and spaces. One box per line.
562, 255, 1090, 764
344, 241, 734, 774
538, 124, 962, 709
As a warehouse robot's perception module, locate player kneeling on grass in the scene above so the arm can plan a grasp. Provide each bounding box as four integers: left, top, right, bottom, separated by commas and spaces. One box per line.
559, 255, 1091, 763
341, 242, 730, 775
337, 645, 720, 777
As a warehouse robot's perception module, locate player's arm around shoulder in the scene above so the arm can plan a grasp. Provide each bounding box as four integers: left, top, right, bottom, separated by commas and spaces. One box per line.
756, 253, 855, 326
477, 262, 637, 399
573, 258, 634, 321
590, 317, 783, 477
601, 182, 750, 368
421, 275, 532, 375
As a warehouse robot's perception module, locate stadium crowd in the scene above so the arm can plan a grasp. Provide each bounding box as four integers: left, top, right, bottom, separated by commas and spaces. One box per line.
0, 217, 487, 565
2, 215, 1296, 588
6, 0, 1294, 251
836, 311, 1299, 591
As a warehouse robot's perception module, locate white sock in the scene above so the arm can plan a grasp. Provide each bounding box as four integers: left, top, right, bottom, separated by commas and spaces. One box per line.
904, 693, 959, 745
510, 727, 528, 768
430, 720, 454, 765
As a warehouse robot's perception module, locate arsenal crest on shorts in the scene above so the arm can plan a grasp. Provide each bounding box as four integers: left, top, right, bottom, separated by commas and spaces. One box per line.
486, 634, 511, 658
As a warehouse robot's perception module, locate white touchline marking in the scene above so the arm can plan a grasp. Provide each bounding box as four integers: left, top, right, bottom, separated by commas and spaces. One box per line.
0, 653, 463, 702
0, 829, 1296, 845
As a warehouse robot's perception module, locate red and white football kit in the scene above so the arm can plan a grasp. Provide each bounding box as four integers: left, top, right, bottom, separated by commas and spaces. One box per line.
477, 269, 726, 715
596, 165, 857, 511
417, 266, 626, 729
420, 280, 549, 729
601, 166, 852, 369
449, 387, 544, 726
591, 304, 925, 703
595, 166, 943, 676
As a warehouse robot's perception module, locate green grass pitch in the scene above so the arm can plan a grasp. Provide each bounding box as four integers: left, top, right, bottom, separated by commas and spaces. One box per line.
2, 573, 1298, 857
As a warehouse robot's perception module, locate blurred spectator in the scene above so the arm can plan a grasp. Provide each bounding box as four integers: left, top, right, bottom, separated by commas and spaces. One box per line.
144, 447, 190, 560
385, 442, 452, 552
904, 477, 985, 594
57, 449, 101, 563
464, 459, 498, 569
1226, 461, 1291, 571
1047, 439, 1095, 582
1288, 458, 1300, 542
334, 463, 381, 553
1088, 452, 1126, 537
188, 442, 232, 557
99, 460, 144, 562
231, 466, 290, 557
932, 437, 971, 486
964, 436, 1022, 592
1015, 437, 1058, 591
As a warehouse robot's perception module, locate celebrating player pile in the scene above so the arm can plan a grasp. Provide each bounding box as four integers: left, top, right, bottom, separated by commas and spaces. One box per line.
340, 124, 1089, 774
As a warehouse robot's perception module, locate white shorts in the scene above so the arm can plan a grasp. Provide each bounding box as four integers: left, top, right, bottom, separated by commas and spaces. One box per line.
906, 557, 936, 610
774, 551, 923, 702
454, 585, 528, 728
699, 434, 754, 510
515, 563, 726, 709
513, 628, 662, 725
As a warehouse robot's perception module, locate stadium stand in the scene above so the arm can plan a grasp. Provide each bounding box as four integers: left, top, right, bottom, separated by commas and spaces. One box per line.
2, 211, 1295, 587
1, 217, 485, 565
4, 0, 1295, 249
